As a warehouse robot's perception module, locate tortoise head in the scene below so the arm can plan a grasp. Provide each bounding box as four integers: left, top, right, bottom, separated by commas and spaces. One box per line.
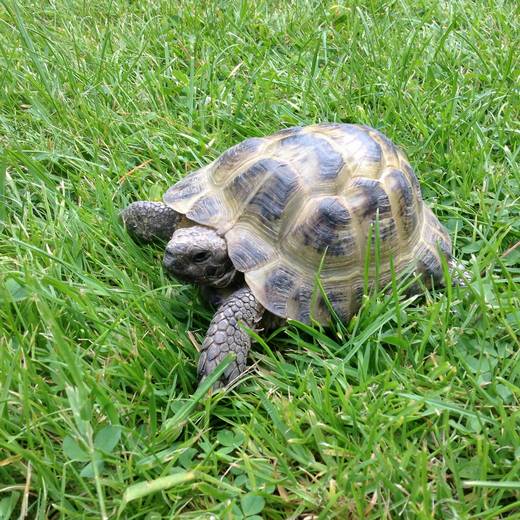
163, 226, 237, 288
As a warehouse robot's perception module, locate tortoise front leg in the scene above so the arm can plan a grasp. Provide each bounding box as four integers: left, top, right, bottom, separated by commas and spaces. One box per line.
198, 287, 265, 389
120, 201, 182, 243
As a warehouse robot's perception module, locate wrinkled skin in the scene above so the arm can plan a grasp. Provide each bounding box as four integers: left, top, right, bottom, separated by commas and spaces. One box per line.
120, 200, 264, 389
163, 226, 238, 289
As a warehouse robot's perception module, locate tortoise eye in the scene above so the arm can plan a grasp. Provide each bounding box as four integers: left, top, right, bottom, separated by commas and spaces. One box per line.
193, 251, 211, 263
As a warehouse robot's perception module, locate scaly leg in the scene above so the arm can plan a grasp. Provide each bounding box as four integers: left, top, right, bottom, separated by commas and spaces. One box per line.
198, 287, 264, 389
120, 201, 181, 243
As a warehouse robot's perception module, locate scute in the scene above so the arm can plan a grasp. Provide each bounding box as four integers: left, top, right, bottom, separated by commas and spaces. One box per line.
226, 225, 277, 271
300, 197, 351, 255
311, 124, 384, 179
382, 168, 418, 239
281, 196, 359, 271
344, 177, 400, 265
164, 169, 207, 213
263, 264, 298, 316
163, 123, 452, 324
276, 132, 345, 181
244, 161, 300, 226
347, 178, 392, 220
212, 137, 265, 184
226, 158, 276, 201
367, 127, 400, 168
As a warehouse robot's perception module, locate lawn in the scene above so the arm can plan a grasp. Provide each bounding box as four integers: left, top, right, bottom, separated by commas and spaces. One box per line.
1, 0, 519, 518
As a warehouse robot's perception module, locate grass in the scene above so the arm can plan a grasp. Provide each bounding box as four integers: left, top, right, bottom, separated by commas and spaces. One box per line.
0, 0, 519, 517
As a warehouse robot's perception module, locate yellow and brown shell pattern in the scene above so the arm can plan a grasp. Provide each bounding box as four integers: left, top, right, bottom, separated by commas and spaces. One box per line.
164, 124, 452, 324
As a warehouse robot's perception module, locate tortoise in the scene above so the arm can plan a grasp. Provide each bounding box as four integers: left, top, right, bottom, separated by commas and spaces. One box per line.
121, 123, 465, 389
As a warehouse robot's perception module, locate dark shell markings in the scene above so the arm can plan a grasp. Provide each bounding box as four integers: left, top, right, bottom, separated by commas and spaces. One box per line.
163, 123, 452, 324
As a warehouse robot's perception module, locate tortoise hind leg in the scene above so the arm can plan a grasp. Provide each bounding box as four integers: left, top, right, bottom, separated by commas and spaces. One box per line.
120, 201, 182, 243
413, 251, 470, 291
198, 287, 264, 390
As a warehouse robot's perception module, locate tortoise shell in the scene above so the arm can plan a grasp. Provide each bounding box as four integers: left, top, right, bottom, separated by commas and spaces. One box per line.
164, 123, 451, 324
